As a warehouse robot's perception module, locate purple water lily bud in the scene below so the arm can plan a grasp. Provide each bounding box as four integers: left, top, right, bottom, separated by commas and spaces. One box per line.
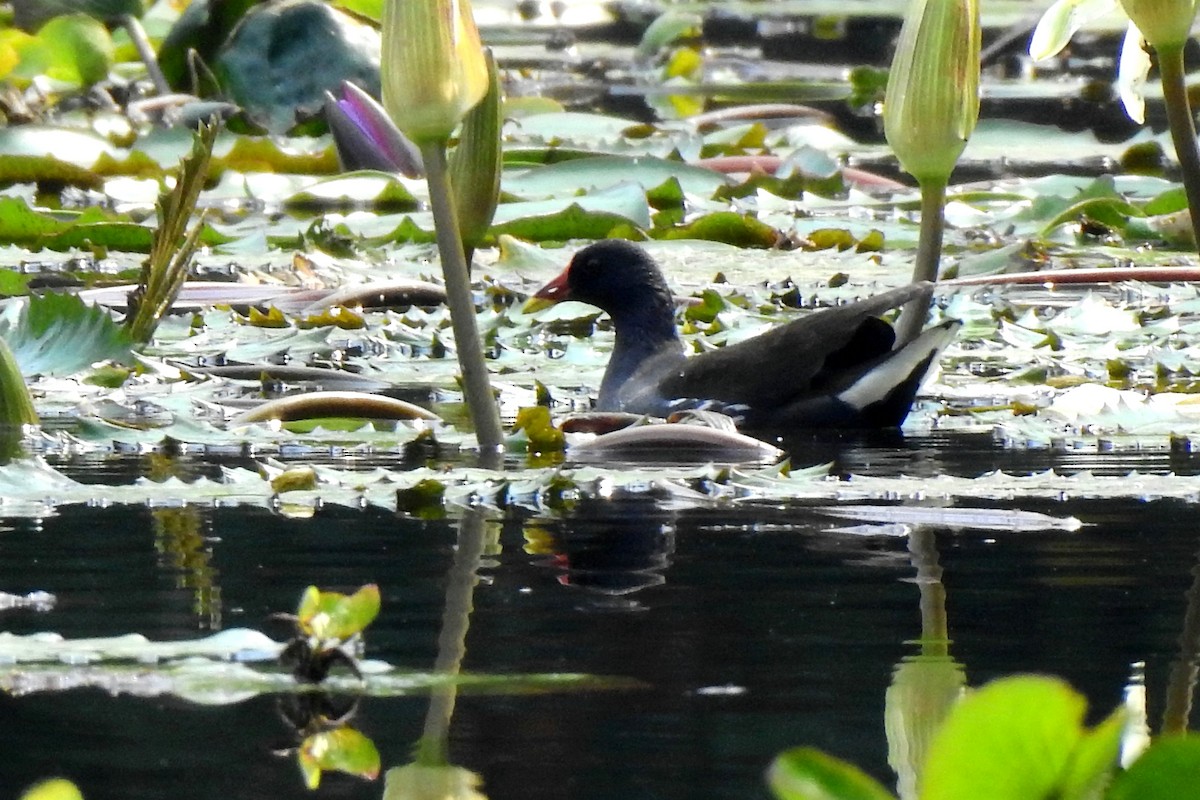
324, 81, 424, 178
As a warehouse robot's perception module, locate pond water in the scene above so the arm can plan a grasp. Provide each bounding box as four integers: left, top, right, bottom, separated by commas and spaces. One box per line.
2, 435, 1198, 799
7, 0, 1200, 797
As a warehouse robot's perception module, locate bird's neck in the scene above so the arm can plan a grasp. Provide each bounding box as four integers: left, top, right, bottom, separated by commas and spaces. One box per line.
598, 297, 682, 410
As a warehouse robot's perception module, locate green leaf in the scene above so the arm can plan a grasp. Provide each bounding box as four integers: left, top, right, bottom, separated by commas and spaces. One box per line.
657, 211, 782, 248
0, 293, 133, 377
14, 13, 114, 87
1060, 706, 1125, 800
283, 171, 420, 212
13, 0, 142, 29
636, 11, 703, 58
19, 778, 84, 800
329, 0, 383, 21
297, 728, 381, 789
396, 478, 448, 519
1029, 0, 1115, 61
491, 190, 652, 242
295, 584, 381, 641
683, 288, 726, 323
921, 676, 1119, 800
766, 747, 896, 800
512, 406, 565, 454
1109, 736, 1200, 799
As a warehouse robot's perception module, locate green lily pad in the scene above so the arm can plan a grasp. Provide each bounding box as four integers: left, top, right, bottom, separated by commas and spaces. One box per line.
0, 292, 133, 377
505, 155, 731, 201
11, 13, 113, 87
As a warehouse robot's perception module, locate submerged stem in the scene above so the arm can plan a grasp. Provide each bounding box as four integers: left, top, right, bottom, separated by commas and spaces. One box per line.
1157, 42, 1200, 252
419, 141, 504, 453
895, 179, 947, 346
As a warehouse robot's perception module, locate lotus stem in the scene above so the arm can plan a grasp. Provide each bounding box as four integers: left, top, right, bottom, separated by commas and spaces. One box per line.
1162, 546, 1200, 734
895, 178, 947, 346
121, 15, 170, 96
1156, 41, 1200, 251
419, 141, 504, 453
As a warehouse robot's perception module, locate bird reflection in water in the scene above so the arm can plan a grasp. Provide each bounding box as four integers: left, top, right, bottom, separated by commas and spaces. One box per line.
524, 496, 676, 610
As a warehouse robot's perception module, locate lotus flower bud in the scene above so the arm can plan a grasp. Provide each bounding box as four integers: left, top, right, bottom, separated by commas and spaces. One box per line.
1119, 0, 1199, 49
381, 0, 489, 145
449, 49, 501, 259
325, 81, 424, 177
883, 0, 980, 186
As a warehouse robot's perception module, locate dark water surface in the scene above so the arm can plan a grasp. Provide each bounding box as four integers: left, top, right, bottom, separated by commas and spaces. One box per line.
3, 434, 1200, 799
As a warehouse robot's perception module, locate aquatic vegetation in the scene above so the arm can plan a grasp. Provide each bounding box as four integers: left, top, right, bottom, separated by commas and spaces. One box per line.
4, 4, 1200, 796
769, 675, 1200, 800
883, 0, 979, 342
381, 0, 503, 452
1031, 0, 1200, 247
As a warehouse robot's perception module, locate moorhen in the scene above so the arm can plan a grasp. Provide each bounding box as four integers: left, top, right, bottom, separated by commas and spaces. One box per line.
532, 240, 959, 429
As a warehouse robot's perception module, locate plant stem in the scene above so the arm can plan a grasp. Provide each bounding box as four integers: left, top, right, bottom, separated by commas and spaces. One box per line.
1157, 42, 1200, 251
121, 15, 170, 96
895, 178, 947, 346
419, 141, 504, 453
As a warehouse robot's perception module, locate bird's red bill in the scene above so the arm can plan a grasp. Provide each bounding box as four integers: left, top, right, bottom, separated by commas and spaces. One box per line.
533, 268, 572, 301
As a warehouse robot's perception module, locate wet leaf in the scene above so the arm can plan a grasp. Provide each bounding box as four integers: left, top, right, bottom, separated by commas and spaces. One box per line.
298, 727, 381, 789
396, 478, 447, 518
295, 584, 381, 641
512, 406, 565, 454
0, 293, 132, 377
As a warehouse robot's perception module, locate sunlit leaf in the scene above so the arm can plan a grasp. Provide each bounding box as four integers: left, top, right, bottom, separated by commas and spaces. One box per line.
298, 727, 381, 789
635, 11, 703, 59
1117, 23, 1151, 123
656, 211, 781, 247
766, 747, 895, 800
18, 778, 84, 800
921, 676, 1122, 800
512, 406, 565, 454
1109, 736, 1200, 799
295, 584, 381, 641
0, 293, 133, 377
284, 172, 420, 212
13, 13, 114, 87
1029, 0, 1120, 61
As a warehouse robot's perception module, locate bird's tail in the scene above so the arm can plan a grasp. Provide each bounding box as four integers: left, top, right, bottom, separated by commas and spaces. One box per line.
836, 319, 961, 427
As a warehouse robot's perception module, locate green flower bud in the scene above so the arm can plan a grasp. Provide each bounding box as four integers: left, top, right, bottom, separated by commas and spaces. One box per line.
883, 0, 981, 186
1119, 0, 1199, 49
449, 48, 502, 259
381, 0, 489, 145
